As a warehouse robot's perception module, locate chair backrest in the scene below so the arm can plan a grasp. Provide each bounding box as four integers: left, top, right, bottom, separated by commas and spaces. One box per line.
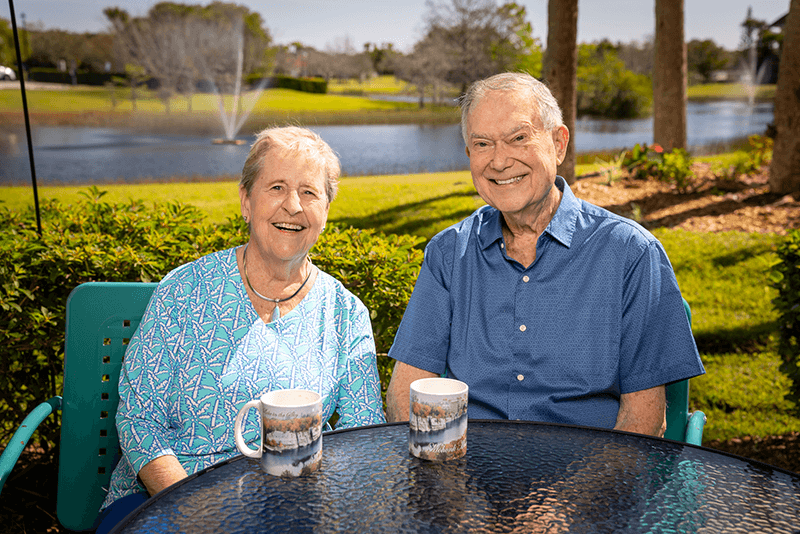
662, 298, 693, 442
57, 282, 157, 531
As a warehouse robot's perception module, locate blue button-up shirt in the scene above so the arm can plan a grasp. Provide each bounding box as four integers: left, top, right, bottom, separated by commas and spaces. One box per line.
389, 177, 704, 428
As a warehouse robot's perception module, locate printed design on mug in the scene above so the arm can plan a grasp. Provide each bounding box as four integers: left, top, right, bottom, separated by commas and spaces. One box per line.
262, 411, 323, 477
409, 396, 468, 461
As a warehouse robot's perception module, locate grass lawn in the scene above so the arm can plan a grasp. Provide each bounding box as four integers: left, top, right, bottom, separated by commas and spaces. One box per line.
687, 82, 776, 101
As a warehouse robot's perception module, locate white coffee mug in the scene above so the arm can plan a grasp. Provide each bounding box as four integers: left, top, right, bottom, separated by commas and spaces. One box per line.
234, 389, 323, 477
409, 378, 469, 461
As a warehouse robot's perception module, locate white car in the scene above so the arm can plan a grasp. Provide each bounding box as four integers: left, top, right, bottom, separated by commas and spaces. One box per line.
0, 66, 17, 81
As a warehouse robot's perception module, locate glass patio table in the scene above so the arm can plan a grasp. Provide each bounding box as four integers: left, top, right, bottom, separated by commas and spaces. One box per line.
110, 421, 800, 533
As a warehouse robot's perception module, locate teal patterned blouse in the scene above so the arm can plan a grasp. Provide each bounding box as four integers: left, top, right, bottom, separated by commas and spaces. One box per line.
102, 247, 385, 510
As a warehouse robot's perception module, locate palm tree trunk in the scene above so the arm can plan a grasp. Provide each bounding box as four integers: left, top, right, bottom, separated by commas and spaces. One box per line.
769, 0, 800, 195
653, 0, 687, 150
543, 0, 578, 184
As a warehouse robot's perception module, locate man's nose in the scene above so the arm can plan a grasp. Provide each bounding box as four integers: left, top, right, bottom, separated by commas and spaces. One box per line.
490, 143, 512, 171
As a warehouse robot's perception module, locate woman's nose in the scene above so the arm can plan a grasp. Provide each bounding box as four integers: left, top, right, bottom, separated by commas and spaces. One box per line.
283, 190, 302, 214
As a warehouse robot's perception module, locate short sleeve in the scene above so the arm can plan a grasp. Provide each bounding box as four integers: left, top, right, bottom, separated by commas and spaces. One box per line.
618, 241, 705, 393
388, 242, 452, 375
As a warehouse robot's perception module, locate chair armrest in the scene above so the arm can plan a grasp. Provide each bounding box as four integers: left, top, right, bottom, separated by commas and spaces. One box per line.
685, 410, 706, 446
0, 396, 62, 494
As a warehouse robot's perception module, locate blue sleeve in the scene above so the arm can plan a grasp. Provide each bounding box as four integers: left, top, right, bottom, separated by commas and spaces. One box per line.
387, 241, 452, 375
334, 297, 387, 428
116, 282, 181, 475
619, 241, 705, 393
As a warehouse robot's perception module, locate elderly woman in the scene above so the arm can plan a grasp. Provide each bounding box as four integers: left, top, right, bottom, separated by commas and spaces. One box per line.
96, 126, 385, 532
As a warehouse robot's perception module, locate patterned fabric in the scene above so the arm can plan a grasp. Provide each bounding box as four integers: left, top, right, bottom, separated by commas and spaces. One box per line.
389, 176, 704, 428
102, 247, 385, 510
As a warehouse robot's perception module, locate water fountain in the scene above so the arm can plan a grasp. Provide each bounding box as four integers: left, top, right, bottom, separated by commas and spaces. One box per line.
205, 18, 269, 145
740, 41, 768, 108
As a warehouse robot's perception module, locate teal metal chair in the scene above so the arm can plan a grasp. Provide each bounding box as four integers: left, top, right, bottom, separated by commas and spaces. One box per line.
0, 282, 158, 531
663, 299, 707, 445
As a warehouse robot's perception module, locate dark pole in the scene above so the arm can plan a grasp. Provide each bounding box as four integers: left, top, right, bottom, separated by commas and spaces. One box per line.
8, 0, 42, 235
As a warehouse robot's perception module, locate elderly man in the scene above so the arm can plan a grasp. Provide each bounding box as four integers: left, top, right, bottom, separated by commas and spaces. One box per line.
386, 72, 704, 436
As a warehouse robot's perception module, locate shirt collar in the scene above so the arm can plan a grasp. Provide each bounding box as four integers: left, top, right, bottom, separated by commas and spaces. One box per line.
477, 176, 579, 250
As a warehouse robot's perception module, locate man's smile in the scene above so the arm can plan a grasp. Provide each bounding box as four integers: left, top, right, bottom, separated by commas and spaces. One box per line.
492, 175, 524, 185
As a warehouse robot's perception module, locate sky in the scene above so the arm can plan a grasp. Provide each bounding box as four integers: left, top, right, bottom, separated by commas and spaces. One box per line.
1, 0, 790, 53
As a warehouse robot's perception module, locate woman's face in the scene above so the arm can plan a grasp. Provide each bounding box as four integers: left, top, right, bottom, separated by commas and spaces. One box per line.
240, 149, 330, 265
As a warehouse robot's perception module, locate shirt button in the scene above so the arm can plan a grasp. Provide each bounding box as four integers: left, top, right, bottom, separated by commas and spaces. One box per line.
523, 275, 530, 283
517, 374, 524, 381
519, 324, 526, 332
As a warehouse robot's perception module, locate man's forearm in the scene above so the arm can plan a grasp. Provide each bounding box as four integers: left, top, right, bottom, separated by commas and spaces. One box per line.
386, 361, 437, 422
614, 385, 667, 437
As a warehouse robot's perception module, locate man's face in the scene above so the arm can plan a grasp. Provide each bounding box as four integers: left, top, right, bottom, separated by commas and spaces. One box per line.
465, 89, 568, 219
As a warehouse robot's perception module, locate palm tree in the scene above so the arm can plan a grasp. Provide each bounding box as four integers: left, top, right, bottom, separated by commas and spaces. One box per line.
653, 0, 687, 151
770, 0, 800, 195
543, 0, 578, 184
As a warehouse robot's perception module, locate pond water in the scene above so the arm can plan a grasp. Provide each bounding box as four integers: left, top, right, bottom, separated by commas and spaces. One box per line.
0, 100, 773, 185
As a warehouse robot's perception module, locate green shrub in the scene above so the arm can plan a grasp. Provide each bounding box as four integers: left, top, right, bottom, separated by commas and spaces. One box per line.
28, 68, 119, 86
577, 43, 652, 119
711, 135, 774, 181
770, 229, 800, 402
622, 143, 694, 192
244, 74, 328, 94
0, 188, 421, 453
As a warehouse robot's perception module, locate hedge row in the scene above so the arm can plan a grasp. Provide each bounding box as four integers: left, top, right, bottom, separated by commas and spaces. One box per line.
28, 68, 119, 86
245, 74, 328, 94
772, 229, 800, 402
0, 188, 422, 454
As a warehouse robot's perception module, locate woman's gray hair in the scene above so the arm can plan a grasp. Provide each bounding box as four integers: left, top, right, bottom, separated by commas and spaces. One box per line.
459, 72, 564, 143
240, 126, 340, 202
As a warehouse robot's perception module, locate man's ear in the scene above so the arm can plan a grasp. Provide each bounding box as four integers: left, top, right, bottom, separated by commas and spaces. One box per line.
554, 125, 570, 165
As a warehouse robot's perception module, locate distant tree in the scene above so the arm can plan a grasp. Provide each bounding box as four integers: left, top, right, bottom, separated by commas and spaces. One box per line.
395, 31, 452, 107
687, 39, 729, 83
542, 0, 578, 184
653, 0, 687, 151
577, 43, 652, 118
493, 2, 543, 77
104, 2, 271, 112
424, 0, 541, 92
615, 37, 654, 76
769, 0, 800, 195
0, 17, 31, 72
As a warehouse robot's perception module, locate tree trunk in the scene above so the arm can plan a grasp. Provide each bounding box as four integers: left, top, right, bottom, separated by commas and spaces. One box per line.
653, 0, 687, 151
542, 0, 578, 184
770, 0, 800, 195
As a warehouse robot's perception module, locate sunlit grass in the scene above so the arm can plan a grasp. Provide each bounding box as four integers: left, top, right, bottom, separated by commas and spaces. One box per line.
327, 75, 409, 94
0, 86, 417, 114
687, 82, 776, 101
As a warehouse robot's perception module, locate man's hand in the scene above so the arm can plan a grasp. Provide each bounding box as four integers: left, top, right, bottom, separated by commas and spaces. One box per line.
614, 385, 666, 437
386, 361, 437, 422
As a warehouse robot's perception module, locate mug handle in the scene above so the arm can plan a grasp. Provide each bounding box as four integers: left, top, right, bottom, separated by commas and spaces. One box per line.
234, 399, 262, 458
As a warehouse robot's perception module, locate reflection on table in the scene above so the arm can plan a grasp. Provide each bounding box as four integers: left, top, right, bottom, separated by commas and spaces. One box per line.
111, 421, 800, 533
